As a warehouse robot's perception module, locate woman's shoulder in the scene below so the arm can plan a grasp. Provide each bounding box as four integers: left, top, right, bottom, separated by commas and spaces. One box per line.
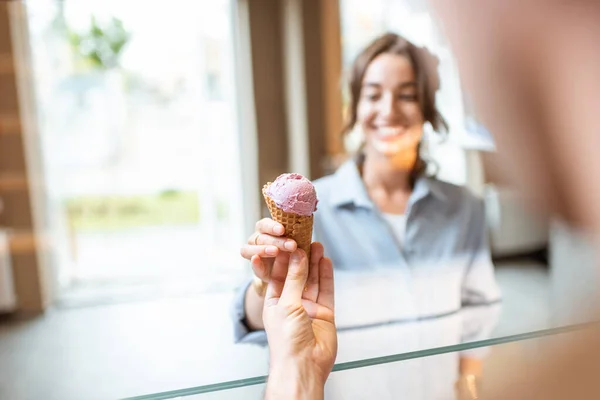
312, 174, 337, 211
313, 173, 336, 192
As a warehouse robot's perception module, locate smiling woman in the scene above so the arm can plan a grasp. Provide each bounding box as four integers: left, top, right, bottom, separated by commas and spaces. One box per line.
236, 30, 500, 337
235, 31, 501, 397
359, 54, 424, 163
346, 33, 447, 181
234, 33, 501, 399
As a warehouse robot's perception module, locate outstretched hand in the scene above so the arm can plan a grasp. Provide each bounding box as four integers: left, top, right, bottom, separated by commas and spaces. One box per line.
263, 242, 337, 399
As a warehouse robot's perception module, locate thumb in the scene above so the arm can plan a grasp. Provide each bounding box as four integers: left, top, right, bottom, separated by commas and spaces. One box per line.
279, 249, 309, 306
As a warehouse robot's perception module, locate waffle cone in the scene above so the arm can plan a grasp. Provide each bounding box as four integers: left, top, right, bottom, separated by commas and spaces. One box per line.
262, 184, 313, 260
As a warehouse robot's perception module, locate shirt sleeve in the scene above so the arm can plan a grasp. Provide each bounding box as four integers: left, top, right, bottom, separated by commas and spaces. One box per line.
460, 197, 502, 358
230, 280, 268, 345
461, 197, 502, 305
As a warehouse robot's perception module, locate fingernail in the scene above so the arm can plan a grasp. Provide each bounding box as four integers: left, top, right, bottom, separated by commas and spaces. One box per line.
284, 241, 296, 251
273, 225, 284, 235
265, 246, 278, 255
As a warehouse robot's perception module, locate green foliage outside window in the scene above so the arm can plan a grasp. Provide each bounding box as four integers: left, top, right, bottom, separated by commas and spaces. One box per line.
68, 16, 130, 70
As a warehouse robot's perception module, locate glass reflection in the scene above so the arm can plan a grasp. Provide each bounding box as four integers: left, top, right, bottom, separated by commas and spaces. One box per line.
329, 305, 500, 399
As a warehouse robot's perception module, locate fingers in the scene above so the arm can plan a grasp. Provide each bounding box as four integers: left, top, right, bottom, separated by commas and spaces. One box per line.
301, 299, 335, 322
265, 252, 291, 301
255, 218, 285, 236
250, 255, 269, 281
279, 249, 309, 306
248, 232, 297, 252
253, 218, 296, 251
316, 257, 334, 311
240, 244, 279, 260
303, 242, 324, 302
240, 219, 297, 262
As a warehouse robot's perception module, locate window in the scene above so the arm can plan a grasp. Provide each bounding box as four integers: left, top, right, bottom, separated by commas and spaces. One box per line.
26, 0, 247, 303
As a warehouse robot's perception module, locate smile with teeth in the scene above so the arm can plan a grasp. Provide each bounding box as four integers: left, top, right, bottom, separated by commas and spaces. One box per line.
375, 126, 406, 141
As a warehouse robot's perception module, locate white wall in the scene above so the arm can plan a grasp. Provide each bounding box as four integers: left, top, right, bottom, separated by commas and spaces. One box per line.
549, 221, 600, 325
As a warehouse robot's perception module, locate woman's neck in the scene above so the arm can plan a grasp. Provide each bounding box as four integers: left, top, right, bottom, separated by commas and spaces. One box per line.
360, 152, 413, 195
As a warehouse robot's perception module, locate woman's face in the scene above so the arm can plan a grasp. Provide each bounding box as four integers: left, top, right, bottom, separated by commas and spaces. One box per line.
357, 53, 425, 167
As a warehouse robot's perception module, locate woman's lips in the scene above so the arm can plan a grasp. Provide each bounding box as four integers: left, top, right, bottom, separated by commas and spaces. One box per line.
373, 126, 406, 141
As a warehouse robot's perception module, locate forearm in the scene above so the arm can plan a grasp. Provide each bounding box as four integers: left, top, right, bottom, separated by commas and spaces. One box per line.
265, 361, 325, 400
244, 284, 265, 331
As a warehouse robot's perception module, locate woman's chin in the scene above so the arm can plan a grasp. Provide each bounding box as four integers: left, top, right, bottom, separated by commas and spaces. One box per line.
371, 139, 403, 156
366, 140, 418, 169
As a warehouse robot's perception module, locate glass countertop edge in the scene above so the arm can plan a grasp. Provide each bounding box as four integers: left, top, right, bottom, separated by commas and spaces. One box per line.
122, 321, 600, 400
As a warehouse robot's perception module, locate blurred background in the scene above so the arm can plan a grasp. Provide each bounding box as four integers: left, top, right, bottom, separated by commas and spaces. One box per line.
0, 0, 597, 399
3, 0, 246, 306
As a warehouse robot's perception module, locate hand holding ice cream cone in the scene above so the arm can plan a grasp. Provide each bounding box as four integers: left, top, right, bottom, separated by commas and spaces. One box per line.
239, 173, 318, 296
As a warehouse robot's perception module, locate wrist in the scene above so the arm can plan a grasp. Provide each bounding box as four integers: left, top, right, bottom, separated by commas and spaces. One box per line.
266, 359, 326, 400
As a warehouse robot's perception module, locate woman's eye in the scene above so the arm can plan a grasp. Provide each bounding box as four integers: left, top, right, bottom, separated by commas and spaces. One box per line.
363, 93, 380, 101
398, 94, 418, 101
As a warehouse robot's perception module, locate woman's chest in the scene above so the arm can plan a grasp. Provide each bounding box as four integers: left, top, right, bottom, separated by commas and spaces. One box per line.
316, 204, 470, 270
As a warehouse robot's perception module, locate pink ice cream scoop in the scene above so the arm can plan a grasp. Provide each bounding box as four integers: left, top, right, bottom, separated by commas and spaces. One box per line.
265, 173, 318, 216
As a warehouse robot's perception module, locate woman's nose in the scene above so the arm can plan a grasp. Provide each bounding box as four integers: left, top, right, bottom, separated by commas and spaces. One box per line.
378, 93, 398, 118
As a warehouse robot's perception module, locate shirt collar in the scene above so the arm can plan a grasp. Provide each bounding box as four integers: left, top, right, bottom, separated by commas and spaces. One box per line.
412, 173, 448, 204
328, 158, 447, 209
328, 158, 374, 208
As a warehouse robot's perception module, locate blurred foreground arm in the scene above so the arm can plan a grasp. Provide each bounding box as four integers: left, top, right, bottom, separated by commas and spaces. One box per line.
430, 0, 600, 398
430, 0, 600, 228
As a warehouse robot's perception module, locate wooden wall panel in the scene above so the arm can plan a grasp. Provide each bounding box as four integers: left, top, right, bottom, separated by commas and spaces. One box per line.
0, 1, 49, 313
247, 0, 290, 187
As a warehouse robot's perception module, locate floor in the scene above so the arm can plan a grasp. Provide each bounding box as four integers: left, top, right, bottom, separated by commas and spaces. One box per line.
0, 262, 554, 400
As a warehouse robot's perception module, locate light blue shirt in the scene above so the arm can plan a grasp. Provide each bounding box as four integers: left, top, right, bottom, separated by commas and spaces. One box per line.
232, 159, 501, 344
